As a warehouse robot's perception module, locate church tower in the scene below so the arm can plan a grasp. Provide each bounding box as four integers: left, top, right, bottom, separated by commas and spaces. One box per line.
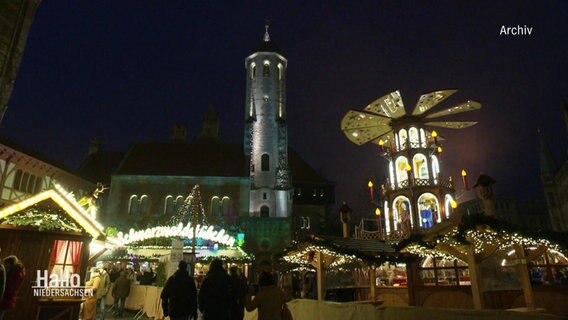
244, 26, 292, 218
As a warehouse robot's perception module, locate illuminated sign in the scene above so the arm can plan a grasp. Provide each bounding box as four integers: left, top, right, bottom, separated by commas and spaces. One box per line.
116, 223, 236, 247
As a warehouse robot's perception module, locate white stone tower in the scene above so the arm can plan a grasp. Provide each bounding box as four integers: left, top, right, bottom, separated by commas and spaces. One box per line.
244, 25, 292, 218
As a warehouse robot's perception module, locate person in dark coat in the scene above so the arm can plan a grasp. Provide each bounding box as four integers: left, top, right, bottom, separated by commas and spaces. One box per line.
229, 266, 247, 320
198, 259, 232, 320
161, 261, 197, 320
111, 271, 131, 317
0, 256, 25, 320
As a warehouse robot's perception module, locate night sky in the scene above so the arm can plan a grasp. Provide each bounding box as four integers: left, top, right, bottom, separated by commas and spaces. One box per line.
1, 1, 567, 220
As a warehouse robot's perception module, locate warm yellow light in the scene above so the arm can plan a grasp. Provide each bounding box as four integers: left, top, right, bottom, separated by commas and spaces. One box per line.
461, 169, 467, 177
368, 180, 373, 188
378, 139, 385, 146
375, 208, 381, 216
437, 146, 443, 153
431, 131, 438, 138
404, 164, 412, 171
450, 200, 458, 209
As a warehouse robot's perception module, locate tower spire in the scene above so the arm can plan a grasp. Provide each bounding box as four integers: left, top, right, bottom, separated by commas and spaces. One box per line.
263, 24, 271, 42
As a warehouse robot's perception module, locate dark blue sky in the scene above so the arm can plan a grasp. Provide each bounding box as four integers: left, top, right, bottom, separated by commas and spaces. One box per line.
1, 1, 567, 219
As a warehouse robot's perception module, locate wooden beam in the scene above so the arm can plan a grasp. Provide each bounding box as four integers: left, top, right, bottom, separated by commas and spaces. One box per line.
475, 243, 500, 262
525, 245, 547, 262
316, 251, 325, 301
87, 248, 107, 265
369, 266, 377, 301
466, 242, 484, 309
515, 244, 535, 310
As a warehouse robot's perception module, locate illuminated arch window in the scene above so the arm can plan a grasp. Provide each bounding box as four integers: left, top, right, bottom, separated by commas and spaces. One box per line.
395, 156, 410, 188
389, 161, 395, 189
250, 63, 256, 79
431, 155, 440, 184
263, 60, 270, 77
398, 129, 408, 150
444, 194, 455, 220
392, 196, 412, 233
409, 127, 419, 148
261, 154, 269, 171
221, 196, 231, 217
164, 195, 174, 215
394, 133, 400, 150
211, 196, 221, 217
277, 63, 283, 80
139, 195, 150, 214
420, 128, 427, 148
128, 195, 139, 215
174, 195, 185, 213
417, 193, 439, 228
413, 153, 429, 180
260, 205, 269, 218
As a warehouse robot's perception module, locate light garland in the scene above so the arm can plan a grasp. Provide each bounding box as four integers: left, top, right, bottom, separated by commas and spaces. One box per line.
116, 223, 236, 247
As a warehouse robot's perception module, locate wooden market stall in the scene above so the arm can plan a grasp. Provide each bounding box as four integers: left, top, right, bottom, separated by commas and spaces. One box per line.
398, 212, 568, 317
0, 185, 106, 320
278, 234, 404, 302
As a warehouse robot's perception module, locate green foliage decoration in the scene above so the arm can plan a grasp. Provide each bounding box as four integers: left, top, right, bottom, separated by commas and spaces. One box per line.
1, 206, 81, 232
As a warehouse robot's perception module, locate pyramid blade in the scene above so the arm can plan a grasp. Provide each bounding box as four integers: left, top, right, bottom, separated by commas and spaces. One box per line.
371, 131, 394, 146
425, 100, 481, 119
411, 89, 457, 115
341, 109, 391, 130
363, 90, 406, 119
343, 127, 392, 146
425, 121, 478, 129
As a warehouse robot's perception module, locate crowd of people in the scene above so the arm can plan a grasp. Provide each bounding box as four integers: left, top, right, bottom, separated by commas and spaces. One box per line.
161, 259, 291, 320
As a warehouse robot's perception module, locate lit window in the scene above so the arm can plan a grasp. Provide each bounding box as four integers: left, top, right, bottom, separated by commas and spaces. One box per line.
128, 195, 139, 215
263, 61, 270, 77
164, 196, 174, 215
13, 169, 22, 191
49, 240, 83, 275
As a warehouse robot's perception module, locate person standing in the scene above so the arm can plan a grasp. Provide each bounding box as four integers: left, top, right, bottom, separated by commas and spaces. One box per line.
198, 259, 232, 320
83, 267, 101, 320
0, 256, 25, 320
161, 261, 197, 320
111, 271, 130, 317
245, 272, 289, 320
229, 266, 247, 320
96, 266, 110, 320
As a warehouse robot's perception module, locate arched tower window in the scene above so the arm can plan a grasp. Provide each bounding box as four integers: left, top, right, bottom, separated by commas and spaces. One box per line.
392, 196, 412, 234
409, 127, 419, 148
139, 195, 150, 214
260, 205, 269, 218
250, 63, 256, 79
398, 129, 408, 150
34, 177, 43, 193
27, 175, 36, 193
395, 156, 410, 188
261, 154, 270, 171
417, 193, 439, 228
128, 195, 139, 215
164, 195, 174, 215
413, 153, 429, 180
211, 196, 221, 218
263, 60, 270, 77
277, 63, 283, 80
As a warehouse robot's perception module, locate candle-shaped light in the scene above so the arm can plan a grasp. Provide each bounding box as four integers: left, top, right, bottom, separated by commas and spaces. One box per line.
461, 169, 469, 190
431, 130, 438, 145
368, 180, 374, 200
375, 208, 382, 231
378, 139, 385, 153
450, 200, 458, 209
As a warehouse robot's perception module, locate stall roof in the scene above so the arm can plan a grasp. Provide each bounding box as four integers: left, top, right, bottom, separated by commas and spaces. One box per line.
0, 184, 105, 240
278, 234, 401, 270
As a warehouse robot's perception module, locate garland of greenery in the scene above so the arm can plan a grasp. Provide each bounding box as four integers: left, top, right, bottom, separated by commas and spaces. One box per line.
1, 206, 82, 232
